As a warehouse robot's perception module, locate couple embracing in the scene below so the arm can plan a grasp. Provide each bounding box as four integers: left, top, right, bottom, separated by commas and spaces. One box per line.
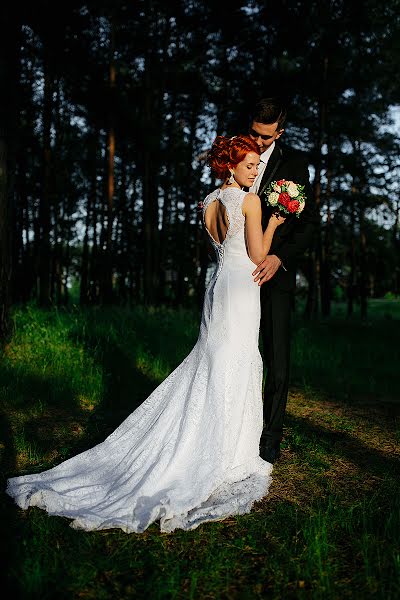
7, 97, 316, 533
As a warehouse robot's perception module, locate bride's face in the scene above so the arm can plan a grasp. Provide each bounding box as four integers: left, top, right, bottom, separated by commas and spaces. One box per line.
233, 152, 260, 188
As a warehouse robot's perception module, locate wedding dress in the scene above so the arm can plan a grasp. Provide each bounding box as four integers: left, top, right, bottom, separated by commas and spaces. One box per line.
6, 187, 273, 533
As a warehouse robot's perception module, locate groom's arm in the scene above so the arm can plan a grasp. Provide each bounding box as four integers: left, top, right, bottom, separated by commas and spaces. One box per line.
274, 211, 317, 272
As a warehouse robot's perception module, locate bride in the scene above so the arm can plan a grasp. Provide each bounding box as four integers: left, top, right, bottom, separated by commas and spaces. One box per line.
6, 135, 285, 533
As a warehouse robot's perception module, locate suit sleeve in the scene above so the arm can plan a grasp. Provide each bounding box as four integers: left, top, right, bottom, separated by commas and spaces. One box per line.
273, 158, 318, 271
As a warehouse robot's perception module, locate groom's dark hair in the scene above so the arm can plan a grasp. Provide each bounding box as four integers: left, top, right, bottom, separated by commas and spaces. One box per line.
250, 97, 287, 130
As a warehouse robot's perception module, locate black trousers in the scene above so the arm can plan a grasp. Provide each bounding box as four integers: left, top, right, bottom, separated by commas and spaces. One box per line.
260, 285, 292, 445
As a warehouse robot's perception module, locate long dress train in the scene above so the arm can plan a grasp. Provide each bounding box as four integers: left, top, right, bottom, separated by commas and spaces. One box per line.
6, 187, 273, 533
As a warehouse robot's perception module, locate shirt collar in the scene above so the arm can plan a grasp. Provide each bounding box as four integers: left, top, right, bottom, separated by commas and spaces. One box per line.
259, 141, 276, 164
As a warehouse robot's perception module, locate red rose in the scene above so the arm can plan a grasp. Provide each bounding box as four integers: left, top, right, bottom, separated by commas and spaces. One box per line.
278, 192, 291, 207
288, 200, 300, 213
277, 179, 286, 186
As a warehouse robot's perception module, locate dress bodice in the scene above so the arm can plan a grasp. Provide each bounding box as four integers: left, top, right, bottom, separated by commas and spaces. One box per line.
202, 187, 248, 264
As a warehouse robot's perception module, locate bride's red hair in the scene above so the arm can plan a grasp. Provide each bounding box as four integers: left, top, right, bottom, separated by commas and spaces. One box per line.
207, 135, 260, 179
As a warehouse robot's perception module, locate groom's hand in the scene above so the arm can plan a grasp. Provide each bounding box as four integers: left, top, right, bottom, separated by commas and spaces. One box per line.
252, 255, 282, 286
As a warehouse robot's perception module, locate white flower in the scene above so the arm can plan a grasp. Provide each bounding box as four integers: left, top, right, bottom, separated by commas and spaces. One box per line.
287, 182, 299, 198
273, 184, 281, 193
297, 200, 305, 213
268, 192, 279, 206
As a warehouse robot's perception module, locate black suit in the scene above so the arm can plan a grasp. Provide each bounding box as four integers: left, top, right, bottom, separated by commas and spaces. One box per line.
258, 143, 317, 447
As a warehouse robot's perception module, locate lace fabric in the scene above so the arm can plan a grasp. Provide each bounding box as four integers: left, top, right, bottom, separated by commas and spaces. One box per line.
6, 187, 273, 533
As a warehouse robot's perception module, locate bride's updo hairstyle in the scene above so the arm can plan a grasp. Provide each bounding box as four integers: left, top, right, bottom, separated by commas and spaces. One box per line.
207, 135, 260, 179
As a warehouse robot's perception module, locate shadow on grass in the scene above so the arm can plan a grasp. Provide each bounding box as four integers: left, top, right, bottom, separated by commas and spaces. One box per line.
285, 412, 399, 479
66, 307, 195, 434
0, 343, 163, 597
289, 315, 400, 406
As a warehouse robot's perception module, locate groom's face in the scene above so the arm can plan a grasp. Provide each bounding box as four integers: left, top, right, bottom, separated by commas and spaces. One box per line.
249, 121, 284, 153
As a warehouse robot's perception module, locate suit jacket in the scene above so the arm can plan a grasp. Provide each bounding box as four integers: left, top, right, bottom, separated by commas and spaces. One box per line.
258, 143, 318, 292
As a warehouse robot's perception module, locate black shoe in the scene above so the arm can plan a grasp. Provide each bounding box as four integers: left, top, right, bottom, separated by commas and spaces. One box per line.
260, 443, 281, 464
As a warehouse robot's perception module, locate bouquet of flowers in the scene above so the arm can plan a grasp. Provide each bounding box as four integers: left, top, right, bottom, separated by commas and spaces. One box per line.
264, 179, 306, 218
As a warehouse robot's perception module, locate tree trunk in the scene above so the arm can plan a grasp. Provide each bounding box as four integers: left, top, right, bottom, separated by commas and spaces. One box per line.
102, 23, 116, 303
0, 138, 12, 343
80, 133, 97, 305
116, 141, 129, 302
89, 132, 100, 304
0, 7, 20, 343
142, 62, 160, 305
392, 199, 400, 295
347, 184, 357, 317
51, 79, 62, 305
305, 56, 328, 319
358, 205, 368, 319
18, 148, 33, 301
39, 43, 53, 306
320, 160, 332, 316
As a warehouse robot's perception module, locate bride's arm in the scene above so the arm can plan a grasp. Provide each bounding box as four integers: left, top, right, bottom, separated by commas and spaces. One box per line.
242, 193, 285, 265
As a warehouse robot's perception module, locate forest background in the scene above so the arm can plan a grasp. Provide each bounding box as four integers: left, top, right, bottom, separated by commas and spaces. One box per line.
1, 0, 400, 330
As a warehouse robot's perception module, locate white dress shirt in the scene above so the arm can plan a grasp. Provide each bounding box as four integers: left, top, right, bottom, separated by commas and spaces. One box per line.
249, 141, 276, 194
249, 142, 286, 270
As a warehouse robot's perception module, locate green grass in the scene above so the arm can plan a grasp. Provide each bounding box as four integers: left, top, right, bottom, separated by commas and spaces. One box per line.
0, 301, 399, 599
290, 298, 400, 405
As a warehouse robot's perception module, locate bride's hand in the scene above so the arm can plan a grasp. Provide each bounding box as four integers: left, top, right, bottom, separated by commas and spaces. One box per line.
268, 212, 286, 227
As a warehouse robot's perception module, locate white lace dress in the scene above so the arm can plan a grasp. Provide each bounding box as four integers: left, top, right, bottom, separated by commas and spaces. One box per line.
6, 187, 273, 533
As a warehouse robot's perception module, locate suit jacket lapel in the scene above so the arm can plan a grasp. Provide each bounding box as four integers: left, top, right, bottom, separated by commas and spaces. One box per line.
258, 145, 283, 198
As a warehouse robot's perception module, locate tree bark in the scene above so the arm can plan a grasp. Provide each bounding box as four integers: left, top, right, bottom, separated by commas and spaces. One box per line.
321, 159, 332, 316
347, 184, 357, 317
305, 56, 328, 319
358, 204, 368, 319
104, 23, 116, 302
142, 61, 160, 305
0, 7, 20, 343
39, 42, 53, 306
80, 133, 97, 305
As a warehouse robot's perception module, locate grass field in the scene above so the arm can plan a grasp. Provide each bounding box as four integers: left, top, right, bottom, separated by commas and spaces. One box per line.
0, 300, 399, 599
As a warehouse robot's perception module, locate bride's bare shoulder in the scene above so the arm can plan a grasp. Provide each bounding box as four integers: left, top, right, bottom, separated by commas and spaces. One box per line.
244, 192, 260, 201
243, 192, 260, 207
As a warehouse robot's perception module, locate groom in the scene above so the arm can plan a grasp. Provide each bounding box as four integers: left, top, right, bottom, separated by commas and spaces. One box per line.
247, 97, 317, 464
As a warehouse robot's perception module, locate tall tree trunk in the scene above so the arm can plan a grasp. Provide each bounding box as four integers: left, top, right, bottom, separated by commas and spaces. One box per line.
18, 149, 32, 301
347, 184, 357, 317
89, 132, 100, 304
305, 56, 328, 318
51, 79, 62, 305
117, 141, 128, 302
321, 159, 332, 316
63, 199, 70, 306
159, 177, 172, 304
102, 21, 116, 303
80, 133, 97, 305
39, 43, 53, 306
358, 205, 368, 319
142, 61, 160, 305
0, 7, 20, 343
0, 138, 11, 342
392, 199, 400, 296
